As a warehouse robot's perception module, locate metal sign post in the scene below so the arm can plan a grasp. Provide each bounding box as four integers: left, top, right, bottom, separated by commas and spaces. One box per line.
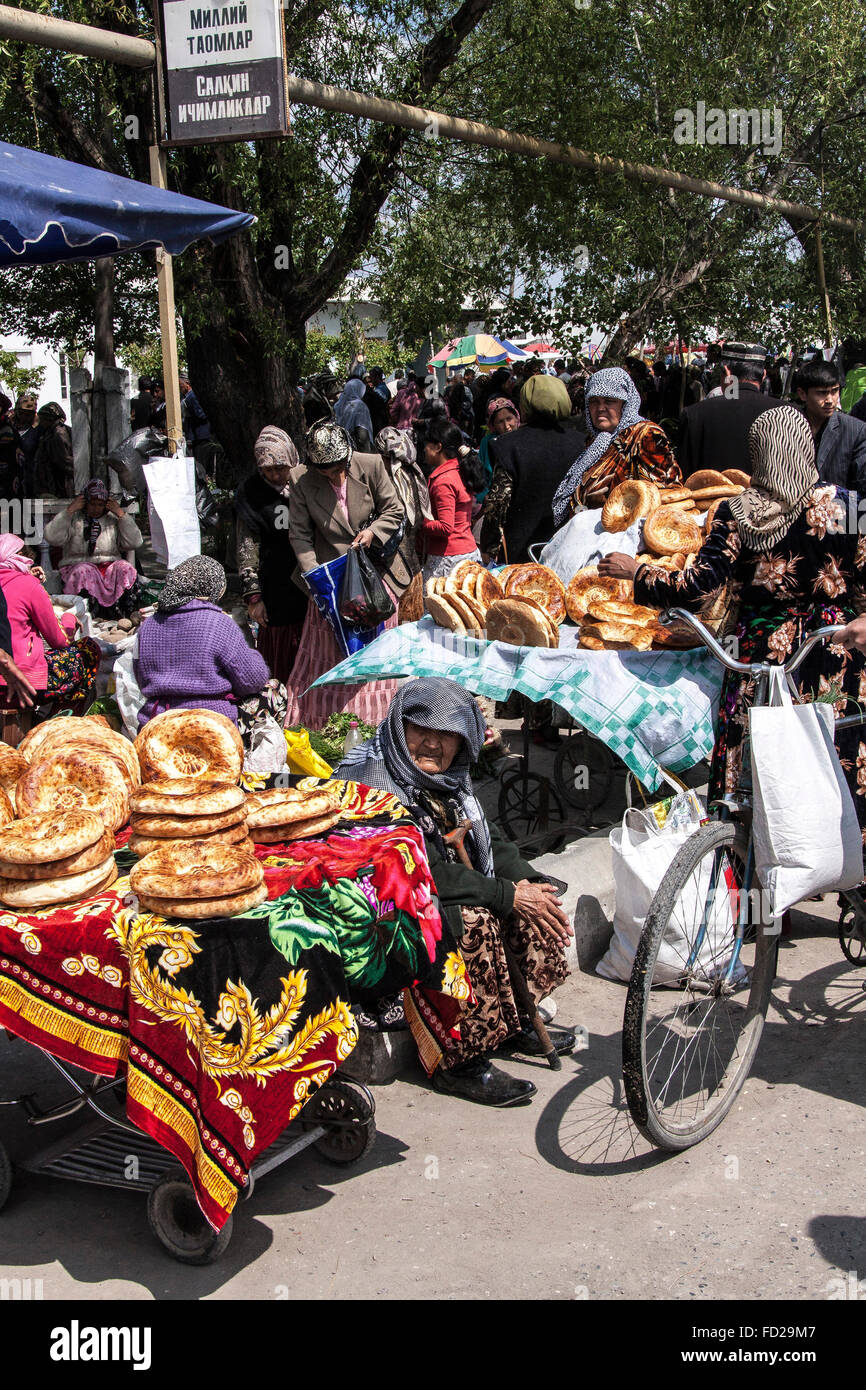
155, 0, 290, 146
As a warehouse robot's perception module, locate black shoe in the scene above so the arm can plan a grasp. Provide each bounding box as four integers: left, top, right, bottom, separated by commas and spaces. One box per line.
432, 1056, 537, 1107
499, 1025, 577, 1058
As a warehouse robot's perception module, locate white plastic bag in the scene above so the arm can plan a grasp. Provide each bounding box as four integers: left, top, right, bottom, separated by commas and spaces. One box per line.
113, 635, 145, 739
243, 714, 290, 776
143, 452, 201, 568
598, 781, 732, 983
749, 667, 863, 916
540, 507, 643, 585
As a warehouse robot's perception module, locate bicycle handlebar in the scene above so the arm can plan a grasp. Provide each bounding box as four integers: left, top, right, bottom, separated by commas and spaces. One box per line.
658, 607, 847, 676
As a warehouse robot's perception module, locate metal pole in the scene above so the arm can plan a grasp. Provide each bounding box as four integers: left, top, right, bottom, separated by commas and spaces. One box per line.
148, 144, 183, 457
0, 4, 860, 233
814, 224, 834, 350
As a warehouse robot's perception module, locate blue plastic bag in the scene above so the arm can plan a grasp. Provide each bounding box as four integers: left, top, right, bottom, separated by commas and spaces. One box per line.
304, 554, 385, 659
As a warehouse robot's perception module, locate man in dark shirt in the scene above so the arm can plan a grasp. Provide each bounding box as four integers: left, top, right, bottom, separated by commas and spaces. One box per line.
795, 357, 866, 492
676, 342, 782, 479
131, 376, 153, 430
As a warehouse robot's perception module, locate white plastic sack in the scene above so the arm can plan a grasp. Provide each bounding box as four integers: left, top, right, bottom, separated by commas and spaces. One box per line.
113, 635, 145, 739
598, 788, 732, 983
750, 668, 863, 916
243, 715, 290, 776
540, 507, 643, 585
143, 452, 201, 568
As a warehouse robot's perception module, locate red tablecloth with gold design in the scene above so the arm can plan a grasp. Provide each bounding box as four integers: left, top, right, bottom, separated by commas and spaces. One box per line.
0, 780, 469, 1230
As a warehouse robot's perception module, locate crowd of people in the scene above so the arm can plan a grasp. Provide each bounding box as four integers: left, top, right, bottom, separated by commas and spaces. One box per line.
2, 336, 866, 1106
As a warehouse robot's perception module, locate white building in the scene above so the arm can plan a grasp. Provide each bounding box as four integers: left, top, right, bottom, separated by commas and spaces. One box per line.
0, 332, 74, 407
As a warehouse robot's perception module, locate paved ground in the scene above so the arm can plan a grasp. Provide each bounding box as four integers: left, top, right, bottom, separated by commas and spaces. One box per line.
2, 878, 864, 1302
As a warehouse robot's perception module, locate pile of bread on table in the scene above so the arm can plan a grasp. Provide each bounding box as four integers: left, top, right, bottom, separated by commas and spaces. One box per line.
424, 468, 747, 652
0, 709, 341, 917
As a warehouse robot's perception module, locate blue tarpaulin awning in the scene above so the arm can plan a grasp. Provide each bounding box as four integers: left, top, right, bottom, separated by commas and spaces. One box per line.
0, 141, 255, 267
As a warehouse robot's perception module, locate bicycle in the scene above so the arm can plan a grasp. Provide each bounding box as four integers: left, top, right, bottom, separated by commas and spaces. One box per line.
621, 608, 865, 1151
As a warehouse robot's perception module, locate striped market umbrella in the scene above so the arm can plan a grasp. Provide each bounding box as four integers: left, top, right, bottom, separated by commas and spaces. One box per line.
445, 334, 509, 368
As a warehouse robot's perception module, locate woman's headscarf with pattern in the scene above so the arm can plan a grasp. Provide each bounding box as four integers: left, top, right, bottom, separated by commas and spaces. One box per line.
335, 677, 494, 876
334, 378, 374, 440
157, 555, 227, 612
375, 427, 432, 524
552, 367, 644, 525
486, 395, 520, 424
728, 405, 819, 553
254, 426, 298, 498
305, 418, 353, 470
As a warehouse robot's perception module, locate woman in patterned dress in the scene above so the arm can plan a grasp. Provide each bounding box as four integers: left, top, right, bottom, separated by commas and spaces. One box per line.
337, 678, 575, 1107
552, 365, 681, 525
599, 406, 866, 822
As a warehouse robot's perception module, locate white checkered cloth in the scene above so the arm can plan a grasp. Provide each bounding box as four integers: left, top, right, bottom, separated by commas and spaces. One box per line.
312, 619, 724, 792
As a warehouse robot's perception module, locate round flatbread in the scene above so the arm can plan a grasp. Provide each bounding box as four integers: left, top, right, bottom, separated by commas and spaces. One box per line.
580, 619, 654, 652
601, 479, 661, 533
484, 598, 553, 648
657, 487, 692, 504
442, 589, 482, 636
130, 779, 246, 817
643, 508, 703, 557
18, 714, 110, 761
722, 469, 750, 488
0, 744, 28, 802
0, 856, 117, 909
128, 824, 251, 858
136, 881, 268, 920
135, 709, 243, 784
16, 748, 129, 831
0, 809, 105, 864
565, 568, 632, 621
685, 470, 731, 491
130, 805, 247, 838
24, 722, 140, 791
245, 788, 338, 829
425, 593, 465, 634
650, 620, 702, 649
450, 559, 486, 589
578, 632, 606, 650
0, 827, 115, 880
130, 841, 263, 899
251, 811, 343, 843
688, 484, 743, 504
502, 563, 567, 625
473, 569, 503, 608
703, 499, 725, 534
586, 600, 660, 627
0, 787, 13, 828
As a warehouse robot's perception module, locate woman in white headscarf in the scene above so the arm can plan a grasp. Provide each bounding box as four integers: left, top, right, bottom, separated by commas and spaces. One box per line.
552, 365, 680, 525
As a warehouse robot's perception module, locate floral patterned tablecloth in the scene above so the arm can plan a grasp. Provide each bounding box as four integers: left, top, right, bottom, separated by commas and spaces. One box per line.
0, 780, 468, 1230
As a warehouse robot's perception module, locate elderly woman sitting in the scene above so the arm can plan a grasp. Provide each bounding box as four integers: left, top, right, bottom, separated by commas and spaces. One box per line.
337, 678, 574, 1107
135, 556, 270, 726
552, 365, 681, 525
43, 479, 143, 618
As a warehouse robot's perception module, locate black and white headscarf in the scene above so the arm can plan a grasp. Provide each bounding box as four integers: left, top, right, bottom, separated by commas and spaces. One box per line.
305, 419, 353, 469
729, 405, 819, 553
157, 554, 227, 612
335, 677, 494, 876
552, 366, 644, 525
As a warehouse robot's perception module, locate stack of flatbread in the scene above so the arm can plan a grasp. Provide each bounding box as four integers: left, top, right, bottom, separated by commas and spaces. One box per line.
245, 785, 342, 845
127, 780, 250, 857
0, 810, 117, 909
130, 840, 266, 920
424, 559, 503, 637
16, 717, 140, 832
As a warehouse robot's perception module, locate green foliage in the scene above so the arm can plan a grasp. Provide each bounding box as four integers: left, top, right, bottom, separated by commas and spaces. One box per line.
306, 712, 377, 767
121, 332, 187, 383
0, 347, 45, 398
303, 326, 403, 378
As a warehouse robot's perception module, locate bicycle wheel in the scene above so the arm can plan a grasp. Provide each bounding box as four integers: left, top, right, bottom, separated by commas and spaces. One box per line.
622, 820, 777, 1150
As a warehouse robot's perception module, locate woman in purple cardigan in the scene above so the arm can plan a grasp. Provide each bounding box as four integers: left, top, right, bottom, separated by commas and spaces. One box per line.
135, 555, 269, 726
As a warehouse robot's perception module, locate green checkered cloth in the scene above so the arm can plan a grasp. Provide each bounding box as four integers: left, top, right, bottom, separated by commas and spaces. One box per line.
313, 619, 724, 792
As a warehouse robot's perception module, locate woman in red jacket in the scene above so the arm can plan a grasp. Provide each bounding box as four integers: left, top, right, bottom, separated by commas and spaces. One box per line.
418, 418, 486, 583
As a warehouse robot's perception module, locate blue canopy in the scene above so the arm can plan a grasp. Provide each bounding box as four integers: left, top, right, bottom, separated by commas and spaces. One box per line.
0, 142, 255, 267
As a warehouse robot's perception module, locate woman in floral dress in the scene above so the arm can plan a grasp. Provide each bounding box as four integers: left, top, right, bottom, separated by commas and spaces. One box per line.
599, 406, 866, 824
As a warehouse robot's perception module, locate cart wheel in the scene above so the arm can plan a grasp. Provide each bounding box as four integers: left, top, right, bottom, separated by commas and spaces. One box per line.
839, 903, 866, 965
0, 1140, 12, 1212
147, 1174, 233, 1265
303, 1079, 376, 1165
553, 733, 615, 813
497, 770, 567, 853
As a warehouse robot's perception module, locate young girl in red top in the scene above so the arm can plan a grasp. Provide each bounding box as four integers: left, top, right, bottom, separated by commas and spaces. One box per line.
418, 418, 486, 583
